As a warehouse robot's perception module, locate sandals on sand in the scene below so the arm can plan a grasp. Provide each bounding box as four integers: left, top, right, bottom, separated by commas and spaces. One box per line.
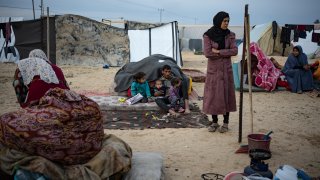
208, 123, 229, 133
219, 125, 228, 133
208, 123, 220, 132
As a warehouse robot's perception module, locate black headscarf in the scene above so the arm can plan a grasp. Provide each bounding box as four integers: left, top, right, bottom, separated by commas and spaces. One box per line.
204, 11, 230, 50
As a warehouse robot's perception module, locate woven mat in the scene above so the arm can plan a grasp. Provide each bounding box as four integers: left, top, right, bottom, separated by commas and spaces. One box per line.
102, 103, 210, 129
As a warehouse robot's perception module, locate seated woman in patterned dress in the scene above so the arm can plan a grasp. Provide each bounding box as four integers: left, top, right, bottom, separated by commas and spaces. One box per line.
0, 49, 104, 165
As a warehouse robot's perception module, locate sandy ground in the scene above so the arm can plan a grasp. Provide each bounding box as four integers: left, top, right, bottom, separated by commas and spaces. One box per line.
0, 52, 319, 179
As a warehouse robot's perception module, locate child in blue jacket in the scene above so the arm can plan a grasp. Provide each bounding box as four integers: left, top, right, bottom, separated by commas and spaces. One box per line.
131, 72, 151, 103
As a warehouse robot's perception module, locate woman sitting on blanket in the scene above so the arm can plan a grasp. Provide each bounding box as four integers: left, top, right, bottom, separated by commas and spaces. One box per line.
13, 49, 69, 107
0, 49, 104, 166
282, 45, 313, 94
131, 71, 152, 103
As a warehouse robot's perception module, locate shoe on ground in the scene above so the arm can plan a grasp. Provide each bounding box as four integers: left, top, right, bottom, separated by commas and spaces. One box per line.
219, 124, 228, 133
208, 123, 220, 132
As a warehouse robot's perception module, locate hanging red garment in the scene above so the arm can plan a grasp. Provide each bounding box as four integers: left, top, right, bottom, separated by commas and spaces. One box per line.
5, 21, 11, 45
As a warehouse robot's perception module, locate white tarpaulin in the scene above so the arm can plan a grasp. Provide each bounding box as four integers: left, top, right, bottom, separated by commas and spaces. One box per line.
128, 21, 182, 67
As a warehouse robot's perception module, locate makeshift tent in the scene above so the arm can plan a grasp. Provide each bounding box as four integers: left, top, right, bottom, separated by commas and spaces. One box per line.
114, 54, 186, 92
128, 21, 182, 67
238, 22, 291, 57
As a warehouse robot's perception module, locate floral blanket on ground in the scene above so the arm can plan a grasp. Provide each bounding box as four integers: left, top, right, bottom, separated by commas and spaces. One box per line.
250, 42, 281, 91
0, 88, 104, 165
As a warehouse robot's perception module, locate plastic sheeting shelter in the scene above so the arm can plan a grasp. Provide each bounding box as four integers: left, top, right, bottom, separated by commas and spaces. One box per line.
128, 21, 182, 67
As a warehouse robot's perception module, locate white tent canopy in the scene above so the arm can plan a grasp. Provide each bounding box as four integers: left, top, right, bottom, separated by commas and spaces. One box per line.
128, 21, 182, 67
237, 22, 290, 57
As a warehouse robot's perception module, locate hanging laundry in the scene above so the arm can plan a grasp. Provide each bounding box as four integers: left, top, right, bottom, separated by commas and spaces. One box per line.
297, 25, 306, 31
299, 30, 307, 39
285, 24, 297, 30
4, 46, 16, 59
305, 25, 314, 32
280, 27, 291, 44
5, 22, 11, 45
290, 29, 295, 40
293, 29, 299, 42
312, 32, 320, 43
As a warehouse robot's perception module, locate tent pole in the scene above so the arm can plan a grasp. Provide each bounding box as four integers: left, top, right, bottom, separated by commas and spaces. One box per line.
238, 4, 248, 143
245, 13, 253, 133
47, 7, 50, 60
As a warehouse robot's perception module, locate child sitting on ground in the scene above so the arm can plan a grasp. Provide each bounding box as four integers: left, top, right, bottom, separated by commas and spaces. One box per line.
168, 77, 185, 113
131, 72, 151, 103
152, 79, 166, 98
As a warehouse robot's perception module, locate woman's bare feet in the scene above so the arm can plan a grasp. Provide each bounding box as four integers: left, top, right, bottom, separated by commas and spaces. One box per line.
270, 57, 283, 69
184, 99, 190, 114
178, 107, 185, 113
184, 109, 191, 114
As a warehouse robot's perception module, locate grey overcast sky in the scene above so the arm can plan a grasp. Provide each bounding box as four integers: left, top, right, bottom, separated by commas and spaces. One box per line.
0, 0, 319, 25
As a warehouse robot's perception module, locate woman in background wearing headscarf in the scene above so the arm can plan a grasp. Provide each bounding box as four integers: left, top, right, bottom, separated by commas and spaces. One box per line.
203, 11, 238, 133
13, 49, 69, 107
282, 45, 313, 93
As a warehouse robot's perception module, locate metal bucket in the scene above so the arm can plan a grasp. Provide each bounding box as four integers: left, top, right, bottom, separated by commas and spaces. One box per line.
247, 133, 271, 151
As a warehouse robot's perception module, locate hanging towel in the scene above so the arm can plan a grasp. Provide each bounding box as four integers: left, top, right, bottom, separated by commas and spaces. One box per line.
297, 25, 306, 31
312, 32, 320, 43
280, 27, 291, 44
305, 25, 314, 32
299, 30, 307, 39
293, 29, 299, 42
285, 24, 297, 30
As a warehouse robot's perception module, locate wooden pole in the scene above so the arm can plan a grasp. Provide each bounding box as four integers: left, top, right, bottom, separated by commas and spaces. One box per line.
47, 7, 50, 60
245, 13, 253, 133
40, 0, 44, 17
32, 0, 35, 20
238, 5, 249, 143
